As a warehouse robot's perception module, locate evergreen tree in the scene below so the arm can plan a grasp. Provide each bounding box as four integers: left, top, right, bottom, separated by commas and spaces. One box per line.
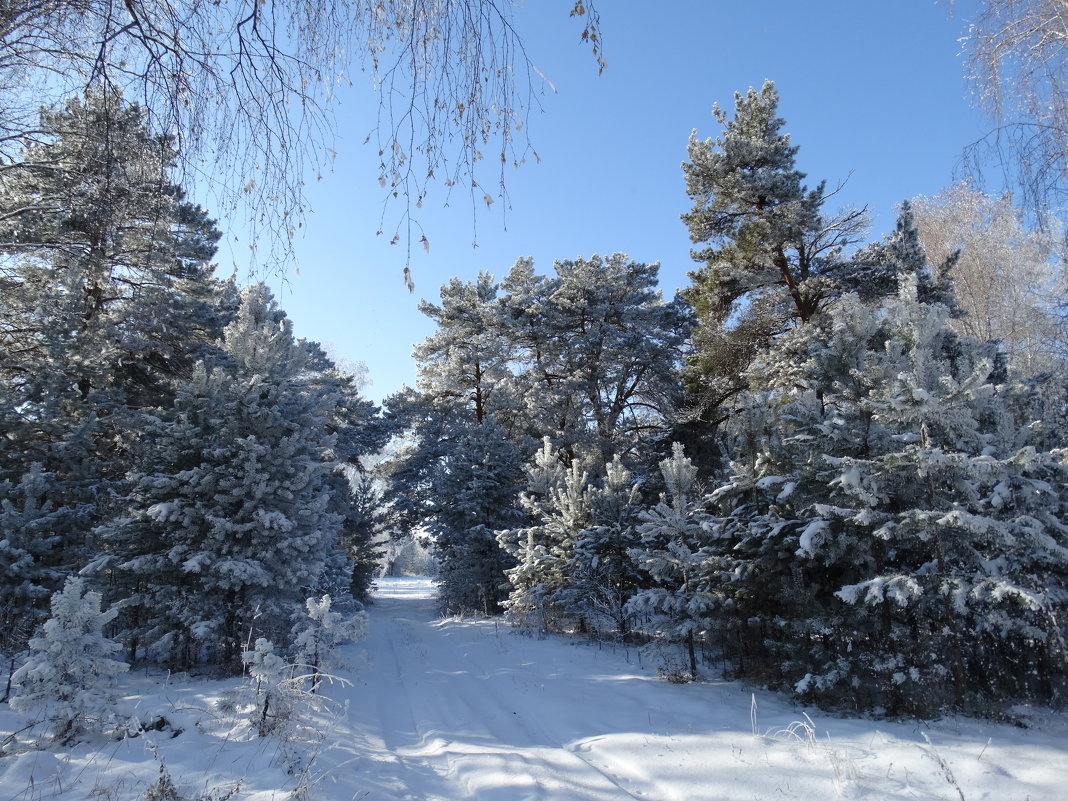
680, 81, 868, 446
497, 438, 575, 630
429, 422, 526, 615
0, 465, 68, 657
498, 438, 651, 635
0, 91, 229, 628
501, 253, 687, 466
95, 285, 342, 669
413, 273, 516, 427
707, 276, 1068, 713
628, 443, 720, 676
565, 456, 645, 638
10, 576, 128, 741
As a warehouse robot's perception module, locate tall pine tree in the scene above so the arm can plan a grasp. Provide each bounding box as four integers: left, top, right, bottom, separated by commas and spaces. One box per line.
95, 285, 343, 669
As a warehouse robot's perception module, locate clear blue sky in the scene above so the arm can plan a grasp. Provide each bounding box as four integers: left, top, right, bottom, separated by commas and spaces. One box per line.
231, 1, 991, 406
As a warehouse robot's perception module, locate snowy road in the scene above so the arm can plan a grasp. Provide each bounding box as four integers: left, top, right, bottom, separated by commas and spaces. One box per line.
314, 577, 1068, 801
2, 578, 1064, 801
340, 579, 657, 801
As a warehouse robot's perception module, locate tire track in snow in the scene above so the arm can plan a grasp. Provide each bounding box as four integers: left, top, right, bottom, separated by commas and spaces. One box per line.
335, 579, 658, 801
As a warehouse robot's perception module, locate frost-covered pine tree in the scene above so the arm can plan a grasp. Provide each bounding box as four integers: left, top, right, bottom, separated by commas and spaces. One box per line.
565, 455, 645, 638
628, 443, 720, 676
498, 439, 652, 635
0, 464, 68, 658
497, 438, 579, 630
500, 254, 686, 464
709, 274, 1068, 713
11, 577, 128, 741
95, 285, 342, 669
680, 81, 869, 449
0, 90, 231, 630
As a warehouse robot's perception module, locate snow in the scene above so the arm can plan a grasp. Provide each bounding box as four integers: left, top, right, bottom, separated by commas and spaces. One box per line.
2, 576, 1067, 800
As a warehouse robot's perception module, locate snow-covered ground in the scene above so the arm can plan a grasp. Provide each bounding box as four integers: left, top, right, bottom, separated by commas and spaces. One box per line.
2, 576, 1066, 800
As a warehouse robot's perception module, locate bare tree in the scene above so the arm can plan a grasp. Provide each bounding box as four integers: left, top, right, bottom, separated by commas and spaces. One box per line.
912, 181, 1067, 377
0, 1, 603, 280
953, 0, 1068, 219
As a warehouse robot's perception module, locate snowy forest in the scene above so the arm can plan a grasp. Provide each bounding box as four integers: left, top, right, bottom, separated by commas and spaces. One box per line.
2, 73, 1066, 748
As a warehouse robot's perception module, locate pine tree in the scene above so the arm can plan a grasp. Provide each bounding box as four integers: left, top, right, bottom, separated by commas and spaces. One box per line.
0, 91, 230, 627
497, 438, 574, 630
429, 422, 526, 615
11, 577, 128, 741
0, 464, 68, 657
628, 443, 720, 676
413, 273, 516, 427
708, 276, 1068, 713
497, 438, 650, 634
501, 254, 687, 465
95, 285, 342, 669
565, 456, 645, 638
292, 595, 368, 692
680, 81, 868, 444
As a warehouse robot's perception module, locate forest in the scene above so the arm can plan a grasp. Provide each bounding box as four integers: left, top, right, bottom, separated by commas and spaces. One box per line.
1, 76, 1065, 741
0, 7, 1067, 775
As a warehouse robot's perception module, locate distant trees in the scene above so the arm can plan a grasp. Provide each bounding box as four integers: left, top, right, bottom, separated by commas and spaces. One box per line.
388, 255, 687, 615
911, 181, 1067, 379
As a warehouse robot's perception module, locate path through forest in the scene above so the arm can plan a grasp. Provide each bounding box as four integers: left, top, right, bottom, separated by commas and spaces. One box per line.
314, 577, 1067, 801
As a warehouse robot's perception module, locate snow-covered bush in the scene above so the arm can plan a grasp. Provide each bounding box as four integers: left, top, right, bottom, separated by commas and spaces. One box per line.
292, 594, 368, 692
244, 637, 298, 737
10, 576, 128, 741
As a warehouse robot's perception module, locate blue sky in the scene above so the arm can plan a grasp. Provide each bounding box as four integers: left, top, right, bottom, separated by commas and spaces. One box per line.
235, 1, 992, 406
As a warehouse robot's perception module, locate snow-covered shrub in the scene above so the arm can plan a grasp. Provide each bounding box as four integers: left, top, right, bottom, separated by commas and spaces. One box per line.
244, 637, 297, 737
292, 594, 367, 692
10, 576, 128, 741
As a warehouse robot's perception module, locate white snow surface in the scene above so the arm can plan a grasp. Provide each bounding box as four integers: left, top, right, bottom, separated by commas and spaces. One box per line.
1, 576, 1066, 800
